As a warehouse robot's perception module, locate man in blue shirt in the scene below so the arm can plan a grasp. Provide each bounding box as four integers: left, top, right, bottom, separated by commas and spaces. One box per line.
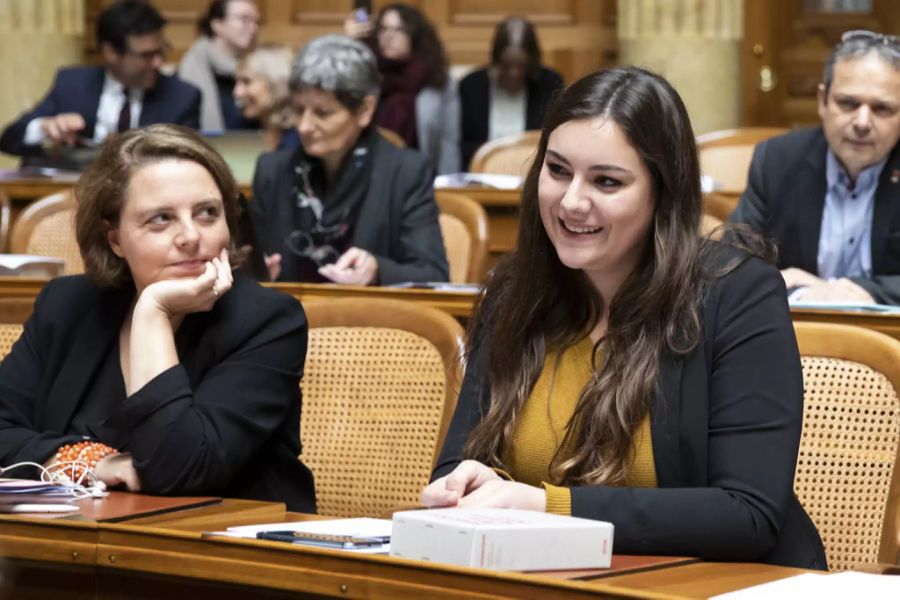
731, 31, 899, 304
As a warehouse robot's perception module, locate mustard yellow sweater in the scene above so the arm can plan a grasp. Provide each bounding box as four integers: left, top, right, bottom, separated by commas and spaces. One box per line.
503, 337, 657, 515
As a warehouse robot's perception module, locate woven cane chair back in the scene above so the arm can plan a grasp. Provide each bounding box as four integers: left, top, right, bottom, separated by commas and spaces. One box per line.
696, 127, 788, 194
469, 130, 541, 177
435, 191, 489, 284
793, 322, 900, 571
10, 191, 83, 275
0, 296, 37, 359
301, 298, 464, 518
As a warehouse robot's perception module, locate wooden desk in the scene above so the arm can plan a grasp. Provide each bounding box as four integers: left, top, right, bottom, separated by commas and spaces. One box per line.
0, 171, 523, 266
0, 171, 79, 200
0, 498, 812, 599
437, 187, 521, 263
3, 278, 900, 344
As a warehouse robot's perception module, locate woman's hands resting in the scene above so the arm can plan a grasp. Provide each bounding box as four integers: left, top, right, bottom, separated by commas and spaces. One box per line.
95, 453, 141, 492
420, 460, 547, 511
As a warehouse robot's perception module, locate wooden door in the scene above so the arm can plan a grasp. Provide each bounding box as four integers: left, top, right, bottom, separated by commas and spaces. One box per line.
742, 0, 899, 127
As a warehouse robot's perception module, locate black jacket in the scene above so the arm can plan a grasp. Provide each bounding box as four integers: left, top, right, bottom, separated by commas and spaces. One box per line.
0, 66, 201, 160
433, 249, 827, 569
458, 66, 563, 169
249, 132, 449, 284
0, 274, 315, 512
730, 126, 900, 304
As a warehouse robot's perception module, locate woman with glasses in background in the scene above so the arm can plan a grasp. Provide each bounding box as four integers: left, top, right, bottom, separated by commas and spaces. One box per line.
345, 3, 460, 175
179, 0, 261, 132
248, 34, 449, 285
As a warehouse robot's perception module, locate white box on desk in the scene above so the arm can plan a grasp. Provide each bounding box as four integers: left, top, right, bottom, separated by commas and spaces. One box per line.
390, 508, 613, 571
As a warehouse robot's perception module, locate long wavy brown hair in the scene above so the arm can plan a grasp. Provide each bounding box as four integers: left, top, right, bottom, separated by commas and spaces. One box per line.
462, 67, 741, 485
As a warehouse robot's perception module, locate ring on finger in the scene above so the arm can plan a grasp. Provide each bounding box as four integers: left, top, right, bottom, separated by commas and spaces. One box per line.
212, 284, 219, 297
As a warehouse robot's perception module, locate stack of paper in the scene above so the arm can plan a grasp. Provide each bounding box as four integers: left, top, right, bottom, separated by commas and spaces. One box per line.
711, 571, 900, 599
0, 479, 81, 513
433, 173, 524, 190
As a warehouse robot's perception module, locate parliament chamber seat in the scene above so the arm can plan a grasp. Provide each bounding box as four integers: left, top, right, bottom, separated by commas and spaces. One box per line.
435, 190, 489, 284
9, 190, 83, 275
299, 297, 465, 518
469, 130, 541, 178
793, 322, 900, 571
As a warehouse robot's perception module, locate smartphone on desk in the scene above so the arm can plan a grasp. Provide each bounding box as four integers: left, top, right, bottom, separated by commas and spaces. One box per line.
256, 531, 389, 549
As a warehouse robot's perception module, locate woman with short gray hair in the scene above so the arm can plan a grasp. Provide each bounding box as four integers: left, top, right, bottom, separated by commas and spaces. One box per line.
249, 34, 449, 285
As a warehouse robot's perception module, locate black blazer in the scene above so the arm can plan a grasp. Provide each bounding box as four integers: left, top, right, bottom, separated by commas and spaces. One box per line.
433, 249, 827, 569
458, 66, 563, 169
0, 66, 202, 159
249, 132, 449, 284
730, 127, 900, 304
0, 274, 315, 513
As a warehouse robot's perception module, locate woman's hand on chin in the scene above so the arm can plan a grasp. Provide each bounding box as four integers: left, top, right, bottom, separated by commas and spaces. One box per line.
138, 248, 234, 318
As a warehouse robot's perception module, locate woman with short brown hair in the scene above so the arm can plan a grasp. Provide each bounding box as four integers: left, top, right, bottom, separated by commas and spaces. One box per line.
0, 124, 315, 511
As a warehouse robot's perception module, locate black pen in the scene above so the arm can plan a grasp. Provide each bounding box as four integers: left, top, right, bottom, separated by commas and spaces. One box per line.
255, 531, 389, 549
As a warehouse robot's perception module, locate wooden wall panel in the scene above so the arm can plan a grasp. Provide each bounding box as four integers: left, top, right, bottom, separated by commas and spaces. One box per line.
84, 0, 616, 84
448, 0, 576, 26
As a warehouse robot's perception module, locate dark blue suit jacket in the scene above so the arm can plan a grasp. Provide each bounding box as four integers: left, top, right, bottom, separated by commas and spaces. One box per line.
730, 127, 900, 304
0, 66, 201, 159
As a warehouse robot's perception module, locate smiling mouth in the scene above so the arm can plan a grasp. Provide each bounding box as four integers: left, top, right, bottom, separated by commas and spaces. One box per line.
560, 218, 603, 234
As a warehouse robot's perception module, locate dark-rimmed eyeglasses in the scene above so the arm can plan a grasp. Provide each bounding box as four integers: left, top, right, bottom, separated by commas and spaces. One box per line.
124, 40, 172, 62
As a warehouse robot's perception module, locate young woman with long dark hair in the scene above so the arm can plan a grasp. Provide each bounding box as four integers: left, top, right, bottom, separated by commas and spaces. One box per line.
422, 67, 827, 569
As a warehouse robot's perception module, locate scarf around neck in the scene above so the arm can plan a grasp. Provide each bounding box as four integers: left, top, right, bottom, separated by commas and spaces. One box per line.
178, 37, 239, 132
374, 54, 430, 148
281, 126, 378, 282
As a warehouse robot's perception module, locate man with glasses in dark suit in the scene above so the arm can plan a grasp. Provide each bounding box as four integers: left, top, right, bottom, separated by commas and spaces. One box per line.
731, 31, 900, 304
0, 1, 201, 166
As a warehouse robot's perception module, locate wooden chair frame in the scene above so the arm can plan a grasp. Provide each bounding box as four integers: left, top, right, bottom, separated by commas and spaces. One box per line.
0, 190, 11, 254
303, 297, 465, 462
695, 127, 790, 149
300, 298, 465, 517
469, 130, 541, 176
376, 127, 407, 148
0, 296, 36, 359
696, 127, 789, 196
10, 190, 77, 255
435, 190, 490, 284
793, 322, 900, 568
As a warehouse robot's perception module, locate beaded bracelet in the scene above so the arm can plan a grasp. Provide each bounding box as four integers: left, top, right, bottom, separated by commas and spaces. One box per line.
54, 441, 119, 483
